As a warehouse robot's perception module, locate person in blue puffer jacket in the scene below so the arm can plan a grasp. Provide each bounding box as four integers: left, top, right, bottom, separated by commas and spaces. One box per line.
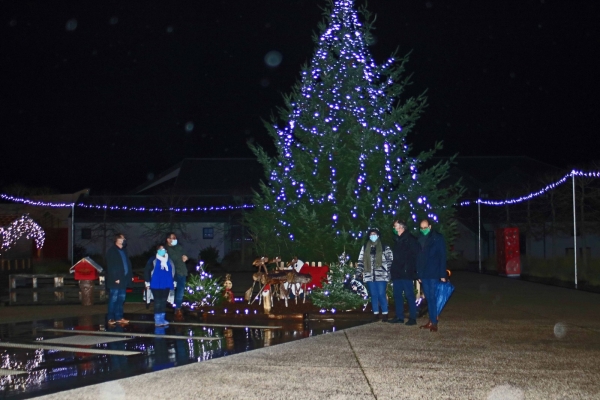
144, 244, 175, 327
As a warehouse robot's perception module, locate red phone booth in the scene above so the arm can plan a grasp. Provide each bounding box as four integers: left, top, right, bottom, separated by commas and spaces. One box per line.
496, 227, 521, 277
70, 257, 104, 305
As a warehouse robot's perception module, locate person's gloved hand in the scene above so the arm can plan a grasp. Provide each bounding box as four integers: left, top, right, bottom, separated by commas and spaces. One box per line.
145, 282, 150, 288
173, 281, 177, 288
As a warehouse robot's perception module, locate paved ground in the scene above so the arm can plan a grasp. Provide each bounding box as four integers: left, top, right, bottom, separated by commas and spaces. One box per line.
0, 303, 153, 324
5, 271, 600, 399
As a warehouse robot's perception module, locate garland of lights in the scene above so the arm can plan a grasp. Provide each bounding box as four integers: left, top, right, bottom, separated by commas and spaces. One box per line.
182, 267, 225, 308
0, 214, 45, 252
311, 253, 368, 312
0, 193, 254, 213
2, 170, 599, 213
459, 170, 600, 207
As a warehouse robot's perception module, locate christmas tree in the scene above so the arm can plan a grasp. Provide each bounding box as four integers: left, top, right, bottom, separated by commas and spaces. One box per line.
248, 0, 462, 262
182, 268, 225, 308
311, 253, 368, 311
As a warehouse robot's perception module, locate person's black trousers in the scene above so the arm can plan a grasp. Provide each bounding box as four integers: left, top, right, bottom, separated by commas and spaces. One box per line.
151, 288, 170, 314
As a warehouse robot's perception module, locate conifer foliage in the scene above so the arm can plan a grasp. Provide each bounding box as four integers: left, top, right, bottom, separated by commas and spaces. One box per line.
248, 0, 462, 262
311, 253, 368, 311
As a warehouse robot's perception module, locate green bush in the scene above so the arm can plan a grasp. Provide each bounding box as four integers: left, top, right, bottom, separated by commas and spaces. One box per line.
199, 246, 220, 267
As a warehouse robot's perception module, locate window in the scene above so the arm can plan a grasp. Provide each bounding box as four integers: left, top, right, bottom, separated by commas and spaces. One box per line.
203, 227, 214, 239
81, 228, 92, 240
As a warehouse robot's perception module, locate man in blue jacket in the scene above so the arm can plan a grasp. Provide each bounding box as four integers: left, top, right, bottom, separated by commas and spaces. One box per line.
388, 219, 420, 325
105, 233, 133, 325
416, 219, 447, 332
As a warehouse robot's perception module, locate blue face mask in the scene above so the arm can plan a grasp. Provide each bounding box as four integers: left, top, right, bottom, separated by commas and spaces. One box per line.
157, 249, 166, 257
369, 235, 378, 242
171, 239, 178, 246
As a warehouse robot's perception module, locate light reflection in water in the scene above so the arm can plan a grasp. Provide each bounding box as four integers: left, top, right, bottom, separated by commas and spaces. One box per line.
0, 316, 368, 398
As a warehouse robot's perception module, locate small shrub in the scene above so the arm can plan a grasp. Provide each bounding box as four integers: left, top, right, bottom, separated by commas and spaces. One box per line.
199, 246, 220, 268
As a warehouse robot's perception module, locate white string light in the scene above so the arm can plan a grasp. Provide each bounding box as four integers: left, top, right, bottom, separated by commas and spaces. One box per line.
0, 214, 45, 252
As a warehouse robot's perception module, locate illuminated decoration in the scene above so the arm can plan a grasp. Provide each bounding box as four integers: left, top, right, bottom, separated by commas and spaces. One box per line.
459, 170, 600, 207
76, 203, 254, 213
0, 193, 254, 213
0, 214, 45, 253
2, 169, 599, 215
0, 194, 74, 208
182, 265, 225, 307
247, 0, 460, 260
311, 253, 368, 311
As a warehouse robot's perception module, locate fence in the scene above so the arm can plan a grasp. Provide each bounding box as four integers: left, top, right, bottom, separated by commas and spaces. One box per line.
8, 274, 107, 305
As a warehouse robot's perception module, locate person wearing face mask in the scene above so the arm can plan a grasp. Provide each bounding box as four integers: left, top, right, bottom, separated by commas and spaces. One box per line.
105, 233, 133, 326
355, 228, 393, 322
144, 244, 176, 326
416, 218, 447, 332
388, 219, 420, 325
165, 233, 188, 321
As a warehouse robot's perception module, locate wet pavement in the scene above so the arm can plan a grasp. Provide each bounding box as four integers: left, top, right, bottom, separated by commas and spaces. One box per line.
4, 272, 600, 399
0, 312, 370, 399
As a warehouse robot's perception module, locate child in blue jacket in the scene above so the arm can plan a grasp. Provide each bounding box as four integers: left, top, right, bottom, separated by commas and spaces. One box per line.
144, 244, 175, 326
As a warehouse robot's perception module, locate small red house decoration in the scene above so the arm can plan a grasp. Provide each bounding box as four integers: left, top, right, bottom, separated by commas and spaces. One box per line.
70, 257, 104, 281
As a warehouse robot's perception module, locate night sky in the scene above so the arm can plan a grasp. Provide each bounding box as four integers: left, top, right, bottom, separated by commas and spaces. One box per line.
2, 1, 599, 194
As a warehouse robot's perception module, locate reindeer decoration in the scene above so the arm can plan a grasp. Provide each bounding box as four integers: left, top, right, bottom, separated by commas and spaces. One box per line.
285, 270, 312, 304
252, 256, 281, 274
245, 256, 282, 305
245, 256, 312, 309
279, 257, 312, 304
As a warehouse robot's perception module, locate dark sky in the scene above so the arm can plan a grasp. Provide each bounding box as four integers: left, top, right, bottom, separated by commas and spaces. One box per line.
2, 0, 599, 194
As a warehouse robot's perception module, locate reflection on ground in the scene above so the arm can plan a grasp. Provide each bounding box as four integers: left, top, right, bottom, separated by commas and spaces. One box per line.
0, 314, 370, 399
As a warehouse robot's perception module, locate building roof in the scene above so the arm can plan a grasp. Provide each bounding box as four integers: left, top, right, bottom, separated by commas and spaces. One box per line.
434, 156, 566, 196
70, 256, 104, 273
131, 158, 264, 196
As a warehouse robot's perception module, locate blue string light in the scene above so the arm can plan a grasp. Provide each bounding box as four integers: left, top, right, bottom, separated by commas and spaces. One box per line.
2, 170, 599, 213
459, 170, 600, 207
0, 193, 255, 213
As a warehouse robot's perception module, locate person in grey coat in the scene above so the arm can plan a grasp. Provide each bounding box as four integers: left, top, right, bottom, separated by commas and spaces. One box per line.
355, 228, 393, 322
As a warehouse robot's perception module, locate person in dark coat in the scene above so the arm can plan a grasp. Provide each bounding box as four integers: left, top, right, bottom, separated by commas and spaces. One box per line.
105, 233, 133, 325
416, 218, 447, 332
355, 228, 393, 322
165, 232, 188, 321
144, 244, 175, 327
388, 219, 420, 325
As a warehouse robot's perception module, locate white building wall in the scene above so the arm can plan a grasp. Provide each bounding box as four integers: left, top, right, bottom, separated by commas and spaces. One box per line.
74, 222, 228, 261
452, 222, 479, 261
454, 221, 600, 262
